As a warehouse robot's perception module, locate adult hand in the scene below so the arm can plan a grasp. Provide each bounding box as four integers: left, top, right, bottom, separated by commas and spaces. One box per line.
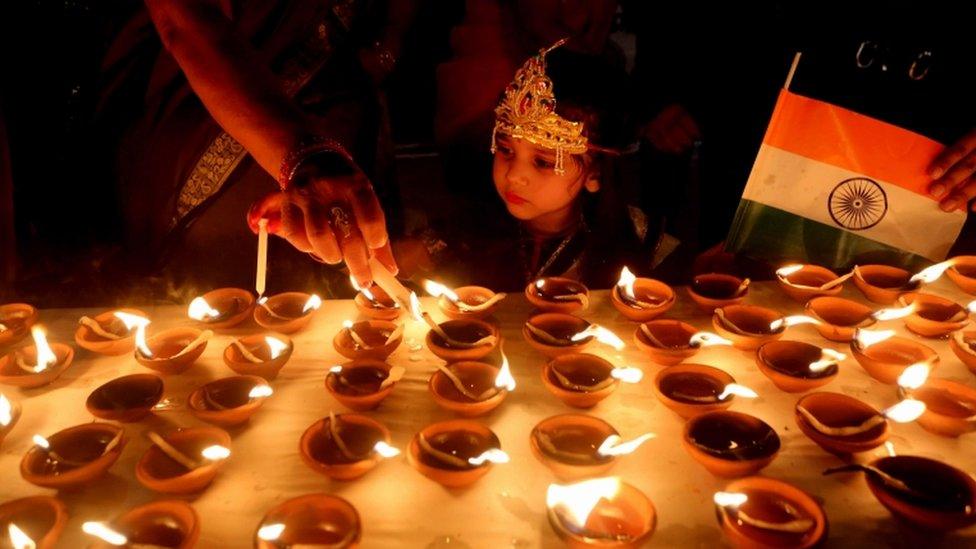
928, 127, 976, 212
642, 103, 701, 155
248, 170, 398, 286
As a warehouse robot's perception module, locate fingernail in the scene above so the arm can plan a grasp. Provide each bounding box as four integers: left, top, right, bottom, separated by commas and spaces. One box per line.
928, 166, 943, 178
941, 197, 961, 211
929, 184, 946, 198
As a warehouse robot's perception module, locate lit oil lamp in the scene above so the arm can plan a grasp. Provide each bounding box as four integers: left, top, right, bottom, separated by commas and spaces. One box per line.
852, 264, 919, 304
633, 320, 731, 366
908, 258, 957, 286
82, 500, 199, 549
683, 411, 780, 477
74, 308, 149, 356
712, 305, 786, 351
223, 334, 293, 380
135, 427, 231, 494
896, 363, 976, 437
425, 279, 507, 320
850, 328, 939, 384
775, 263, 850, 302
187, 288, 255, 329
794, 392, 891, 455
895, 292, 969, 338
253, 292, 322, 334
0, 326, 74, 389
299, 412, 398, 480
410, 293, 498, 361
713, 478, 827, 548
687, 273, 750, 312
546, 477, 656, 548
0, 496, 67, 549
325, 361, 405, 411
824, 454, 976, 531
86, 373, 164, 423
333, 319, 403, 361
20, 423, 125, 489
352, 274, 402, 320
949, 328, 976, 374
755, 341, 842, 393
609, 267, 675, 321
254, 494, 361, 549
187, 376, 273, 427
429, 351, 515, 416
407, 419, 507, 488
525, 277, 590, 313
523, 313, 625, 358
803, 296, 876, 342
653, 364, 756, 419
531, 414, 653, 480
0, 303, 38, 349
542, 353, 642, 408
946, 255, 976, 294
1, 392, 22, 446
133, 318, 211, 375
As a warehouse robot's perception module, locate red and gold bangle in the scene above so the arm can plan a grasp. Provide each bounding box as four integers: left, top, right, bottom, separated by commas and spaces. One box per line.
277, 137, 355, 191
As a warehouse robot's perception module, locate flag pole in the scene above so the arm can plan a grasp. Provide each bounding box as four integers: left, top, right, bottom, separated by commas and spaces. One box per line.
783, 52, 802, 91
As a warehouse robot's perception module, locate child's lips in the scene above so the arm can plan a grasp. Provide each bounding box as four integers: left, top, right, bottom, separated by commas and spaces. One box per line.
505, 192, 528, 205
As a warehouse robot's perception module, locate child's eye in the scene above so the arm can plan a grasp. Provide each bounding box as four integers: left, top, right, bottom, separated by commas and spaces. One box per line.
534, 157, 555, 169
496, 144, 513, 157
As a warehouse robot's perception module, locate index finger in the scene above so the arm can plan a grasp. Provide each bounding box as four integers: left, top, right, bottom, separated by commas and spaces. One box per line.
349, 182, 389, 250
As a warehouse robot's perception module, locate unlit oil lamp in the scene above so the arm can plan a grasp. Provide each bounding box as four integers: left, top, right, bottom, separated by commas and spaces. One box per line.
895, 292, 969, 338
21, 423, 126, 489
82, 500, 199, 549
326, 361, 405, 411
86, 373, 164, 422
0, 392, 22, 446
429, 351, 515, 416
896, 363, 976, 437
352, 275, 401, 320
633, 321, 731, 366
425, 279, 507, 320
755, 341, 843, 393
542, 353, 642, 409
609, 267, 675, 321
524, 313, 625, 358
0, 303, 38, 348
852, 264, 917, 304
223, 334, 292, 380
186, 288, 255, 329
653, 364, 757, 419
683, 411, 780, 477
794, 392, 891, 455
0, 326, 74, 389
299, 411, 399, 480
0, 496, 67, 549
546, 477, 656, 548
531, 414, 653, 480
333, 319, 403, 361
849, 328, 939, 384
946, 255, 976, 294
526, 277, 590, 313
75, 309, 148, 355
135, 428, 231, 494
803, 296, 876, 342
687, 273, 750, 312
712, 305, 786, 351
254, 292, 322, 334
187, 376, 273, 427
410, 293, 498, 361
133, 318, 211, 375
949, 328, 976, 374
254, 494, 361, 549
775, 263, 850, 302
407, 419, 508, 488
713, 478, 827, 548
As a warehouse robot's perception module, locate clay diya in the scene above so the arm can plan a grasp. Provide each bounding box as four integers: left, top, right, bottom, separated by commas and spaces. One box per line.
135, 427, 231, 494
687, 273, 750, 312
901, 378, 976, 437
254, 494, 361, 548
775, 264, 848, 302
0, 303, 38, 348
804, 296, 876, 342
525, 277, 590, 313
425, 280, 507, 320
712, 305, 785, 351
187, 375, 272, 427
825, 455, 976, 531
542, 353, 623, 408
633, 321, 731, 366
794, 392, 889, 455
21, 422, 125, 489
83, 500, 199, 549
546, 477, 656, 548
853, 264, 917, 304
187, 288, 255, 329
949, 330, 976, 375
299, 412, 397, 480
429, 357, 515, 416
897, 292, 969, 338
253, 292, 322, 334
0, 326, 74, 389
523, 313, 595, 358
424, 318, 498, 362
755, 341, 840, 393
326, 360, 404, 411
223, 333, 293, 380
135, 326, 211, 375
849, 330, 939, 384
86, 373, 164, 422
407, 419, 505, 488
74, 308, 148, 355
713, 477, 827, 548
683, 411, 779, 477
353, 282, 402, 320
946, 255, 976, 294
0, 392, 22, 446
530, 415, 653, 480
333, 319, 403, 361
610, 267, 675, 322
0, 496, 68, 549
653, 364, 754, 419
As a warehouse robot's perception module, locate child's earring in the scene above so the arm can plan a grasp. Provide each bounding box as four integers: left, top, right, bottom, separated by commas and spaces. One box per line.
584, 173, 600, 193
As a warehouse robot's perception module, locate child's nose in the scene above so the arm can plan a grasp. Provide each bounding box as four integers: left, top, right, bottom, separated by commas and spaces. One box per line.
506, 161, 531, 187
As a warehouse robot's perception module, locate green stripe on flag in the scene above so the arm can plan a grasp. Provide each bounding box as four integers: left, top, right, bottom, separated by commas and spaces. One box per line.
725, 199, 931, 271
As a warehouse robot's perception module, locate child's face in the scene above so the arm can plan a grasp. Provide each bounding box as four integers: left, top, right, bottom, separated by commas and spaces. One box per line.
492, 134, 597, 223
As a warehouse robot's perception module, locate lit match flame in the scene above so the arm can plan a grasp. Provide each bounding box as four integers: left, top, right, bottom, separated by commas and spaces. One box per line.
714, 491, 748, 508
776, 264, 804, 278
769, 315, 820, 332
27, 326, 57, 373
871, 303, 917, 321
187, 296, 221, 321
495, 352, 516, 392
201, 445, 231, 461
570, 325, 625, 350
248, 384, 273, 399
302, 294, 322, 314
853, 328, 896, 350
718, 384, 758, 401
8, 523, 36, 549
610, 367, 644, 384
115, 312, 151, 357
424, 280, 460, 304
897, 363, 931, 391
617, 267, 637, 301
547, 478, 621, 531
81, 522, 128, 546
596, 433, 655, 457
883, 399, 926, 423
809, 348, 846, 373
0, 393, 13, 426
373, 441, 401, 458
909, 259, 956, 284
32, 434, 50, 450
689, 332, 733, 348
467, 448, 510, 466
265, 336, 288, 360
257, 523, 285, 542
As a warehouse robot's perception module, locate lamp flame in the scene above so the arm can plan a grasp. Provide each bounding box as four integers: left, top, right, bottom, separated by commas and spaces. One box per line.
81, 522, 128, 546
610, 367, 644, 384
547, 478, 621, 531
373, 441, 401, 458
617, 267, 637, 300
329, 365, 343, 374
257, 523, 285, 542
769, 315, 820, 332
871, 303, 917, 321
885, 441, 896, 457
116, 312, 152, 357
495, 352, 516, 391
32, 434, 50, 449
28, 326, 57, 373
854, 328, 896, 350
718, 383, 758, 401
467, 448, 510, 466
0, 393, 12, 426
535, 279, 545, 290
248, 385, 273, 399
187, 296, 221, 321
408, 292, 425, 323
570, 325, 625, 350
8, 523, 36, 549
776, 264, 804, 278
883, 399, 926, 423
967, 300, 976, 314
689, 332, 733, 348
424, 280, 460, 303
596, 433, 655, 457
897, 363, 931, 391
809, 348, 846, 373
265, 336, 288, 360
713, 491, 748, 508
201, 445, 231, 461
909, 259, 956, 284
302, 294, 322, 314
350, 275, 377, 302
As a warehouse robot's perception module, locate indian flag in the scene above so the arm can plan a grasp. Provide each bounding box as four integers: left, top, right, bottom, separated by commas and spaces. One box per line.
726, 89, 967, 270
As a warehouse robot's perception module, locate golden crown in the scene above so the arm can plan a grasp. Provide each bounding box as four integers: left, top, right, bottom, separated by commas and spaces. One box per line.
491, 38, 588, 175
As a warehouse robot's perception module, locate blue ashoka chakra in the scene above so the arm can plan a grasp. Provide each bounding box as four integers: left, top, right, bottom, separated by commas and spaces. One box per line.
827, 178, 888, 230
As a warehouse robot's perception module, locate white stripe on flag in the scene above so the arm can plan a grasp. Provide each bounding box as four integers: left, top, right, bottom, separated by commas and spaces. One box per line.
742, 144, 966, 261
